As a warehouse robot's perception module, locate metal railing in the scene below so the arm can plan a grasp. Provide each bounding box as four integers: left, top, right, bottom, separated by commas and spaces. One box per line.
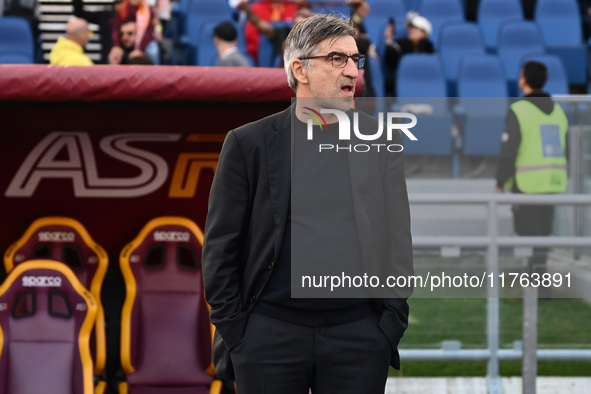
402, 193, 591, 394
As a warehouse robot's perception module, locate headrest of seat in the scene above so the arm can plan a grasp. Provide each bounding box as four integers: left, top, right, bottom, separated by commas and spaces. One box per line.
4, 216, 107, 277
0, 259, 97, 332
120, 217, 204, 292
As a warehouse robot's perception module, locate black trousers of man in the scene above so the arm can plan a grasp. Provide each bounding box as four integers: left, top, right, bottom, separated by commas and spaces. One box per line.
513, 204, 554, 298
229, 313, 392, 394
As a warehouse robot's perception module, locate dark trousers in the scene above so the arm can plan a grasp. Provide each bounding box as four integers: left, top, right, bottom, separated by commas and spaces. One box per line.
229, 312, 392, 394
513, 204, 554, 273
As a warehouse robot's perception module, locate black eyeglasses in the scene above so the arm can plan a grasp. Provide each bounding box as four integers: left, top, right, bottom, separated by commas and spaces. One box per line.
299, 51, 365, 69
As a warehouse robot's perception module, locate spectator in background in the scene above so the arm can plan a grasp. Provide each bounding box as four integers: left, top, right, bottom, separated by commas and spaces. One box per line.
109, 19, 146, 64
242, 0, 301, 64
127, 53, 154, 64
236, 1, 312, 67
350, 0, 370, 29
110, 0, 160, 65
213, 21, 250, 67
464, 0, 480, 22
521, 0, 537, 20
49, 17, 94, 65
151, 0, 171, 63
384, 12, 434, 96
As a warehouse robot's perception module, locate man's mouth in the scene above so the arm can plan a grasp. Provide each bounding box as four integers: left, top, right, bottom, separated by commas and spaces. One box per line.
341, 84, 354, 94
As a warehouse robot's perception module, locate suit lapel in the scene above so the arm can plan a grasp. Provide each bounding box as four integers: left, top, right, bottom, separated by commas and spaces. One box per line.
266, 106, 292, 257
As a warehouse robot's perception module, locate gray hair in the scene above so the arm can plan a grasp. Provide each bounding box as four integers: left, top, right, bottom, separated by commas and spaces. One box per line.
283, 13, 357, 91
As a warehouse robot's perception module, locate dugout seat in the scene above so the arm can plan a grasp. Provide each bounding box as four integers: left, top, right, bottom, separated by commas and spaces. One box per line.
119, 217, 222, 394
0, 260, 99, 394
3, 216, 108, 378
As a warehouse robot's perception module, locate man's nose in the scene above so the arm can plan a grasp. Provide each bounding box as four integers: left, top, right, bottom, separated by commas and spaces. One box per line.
342, 58, 359, 78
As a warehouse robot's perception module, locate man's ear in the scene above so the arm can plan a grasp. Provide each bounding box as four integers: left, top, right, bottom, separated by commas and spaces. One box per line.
292, 59, 309, 86
518, 73, 527, 91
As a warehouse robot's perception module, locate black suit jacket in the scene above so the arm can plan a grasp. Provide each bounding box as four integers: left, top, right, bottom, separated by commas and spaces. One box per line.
202, 105, 413, 379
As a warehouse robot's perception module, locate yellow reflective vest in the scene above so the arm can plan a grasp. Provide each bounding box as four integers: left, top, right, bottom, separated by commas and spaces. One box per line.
505, 100, 568, 193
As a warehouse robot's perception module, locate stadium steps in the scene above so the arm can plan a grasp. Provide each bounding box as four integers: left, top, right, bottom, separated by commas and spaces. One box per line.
39, 0, 110, 63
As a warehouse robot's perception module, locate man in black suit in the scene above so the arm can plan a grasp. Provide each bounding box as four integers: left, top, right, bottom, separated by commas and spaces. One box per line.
203, 13, 413, 394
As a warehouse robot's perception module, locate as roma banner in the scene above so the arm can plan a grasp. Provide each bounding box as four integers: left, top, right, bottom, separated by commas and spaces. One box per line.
0, 65, 298, 274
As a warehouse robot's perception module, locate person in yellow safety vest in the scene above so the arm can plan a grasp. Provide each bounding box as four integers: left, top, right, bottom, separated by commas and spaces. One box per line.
495, 61, 568, 297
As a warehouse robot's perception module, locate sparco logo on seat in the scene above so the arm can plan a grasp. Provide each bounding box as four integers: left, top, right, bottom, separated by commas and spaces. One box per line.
22, 276, 63, 287
38, 232, 76, 242
153, 231, 191, 242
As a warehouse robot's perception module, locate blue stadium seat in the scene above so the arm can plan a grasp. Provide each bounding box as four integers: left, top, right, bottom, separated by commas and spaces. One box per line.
496, 20, 545, 96
396, 55, 447, 102
457, 54, 508, 97
0, 16, 35, 64
367, 55, 385, 98
518, 53, 569, 96
477, 0, 523, 53
196, 19, 222, 66
178, 0, 233, 65
309, 0, 350, 17
534, 0, 588, 86
419, 0, 465, 50
405, 0, 421, 12
438, 22, 486, 96
257, 35, 275, 68
257, 22, 291, 68
171, 0, 191, 50
455, 54, 509, 156
364, 0, 407, 46
396, 54, 453, 156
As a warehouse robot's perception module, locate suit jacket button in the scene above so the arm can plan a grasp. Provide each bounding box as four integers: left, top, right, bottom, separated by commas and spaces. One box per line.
250, 295, 256, 303
268, 261, 275, 270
